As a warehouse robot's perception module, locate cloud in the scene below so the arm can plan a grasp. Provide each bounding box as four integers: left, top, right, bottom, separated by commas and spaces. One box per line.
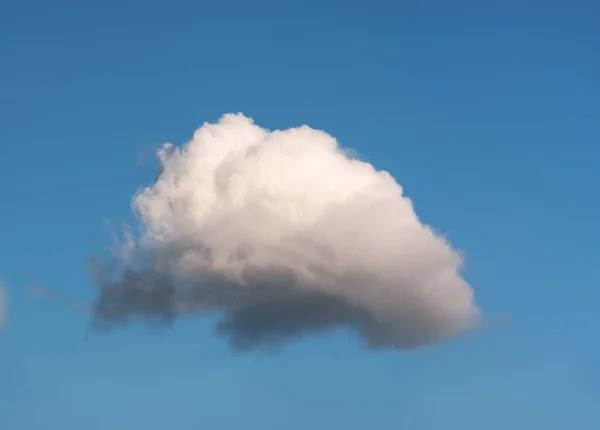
0, 282, 6, 328
90, 113, 480, 351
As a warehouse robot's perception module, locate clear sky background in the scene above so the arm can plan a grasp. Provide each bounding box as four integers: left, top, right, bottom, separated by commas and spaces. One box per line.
1, 0, 599, 429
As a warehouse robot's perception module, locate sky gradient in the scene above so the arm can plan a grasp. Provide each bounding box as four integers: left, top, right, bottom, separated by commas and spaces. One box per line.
1, 1, 599, 429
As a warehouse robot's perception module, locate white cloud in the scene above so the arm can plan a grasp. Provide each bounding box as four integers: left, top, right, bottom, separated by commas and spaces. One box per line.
93, 113, 480, 350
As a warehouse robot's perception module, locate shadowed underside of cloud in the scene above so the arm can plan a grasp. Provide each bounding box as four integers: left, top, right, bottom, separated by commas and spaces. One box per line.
89, 113, 481, 351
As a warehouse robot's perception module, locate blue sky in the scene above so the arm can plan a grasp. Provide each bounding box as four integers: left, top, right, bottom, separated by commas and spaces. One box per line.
1, 0, 599, 428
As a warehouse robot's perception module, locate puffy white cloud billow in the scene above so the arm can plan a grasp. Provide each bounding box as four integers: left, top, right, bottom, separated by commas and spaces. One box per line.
92, 113, 480, 350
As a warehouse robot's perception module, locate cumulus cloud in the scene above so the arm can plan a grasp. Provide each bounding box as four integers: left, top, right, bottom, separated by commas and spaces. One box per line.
90, 113, 480, 350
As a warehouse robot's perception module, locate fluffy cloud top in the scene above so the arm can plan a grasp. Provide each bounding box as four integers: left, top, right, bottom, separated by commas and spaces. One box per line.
91, 113, 480, 350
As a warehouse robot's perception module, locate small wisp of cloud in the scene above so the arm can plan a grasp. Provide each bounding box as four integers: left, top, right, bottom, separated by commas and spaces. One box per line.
0, 282, 7, 329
